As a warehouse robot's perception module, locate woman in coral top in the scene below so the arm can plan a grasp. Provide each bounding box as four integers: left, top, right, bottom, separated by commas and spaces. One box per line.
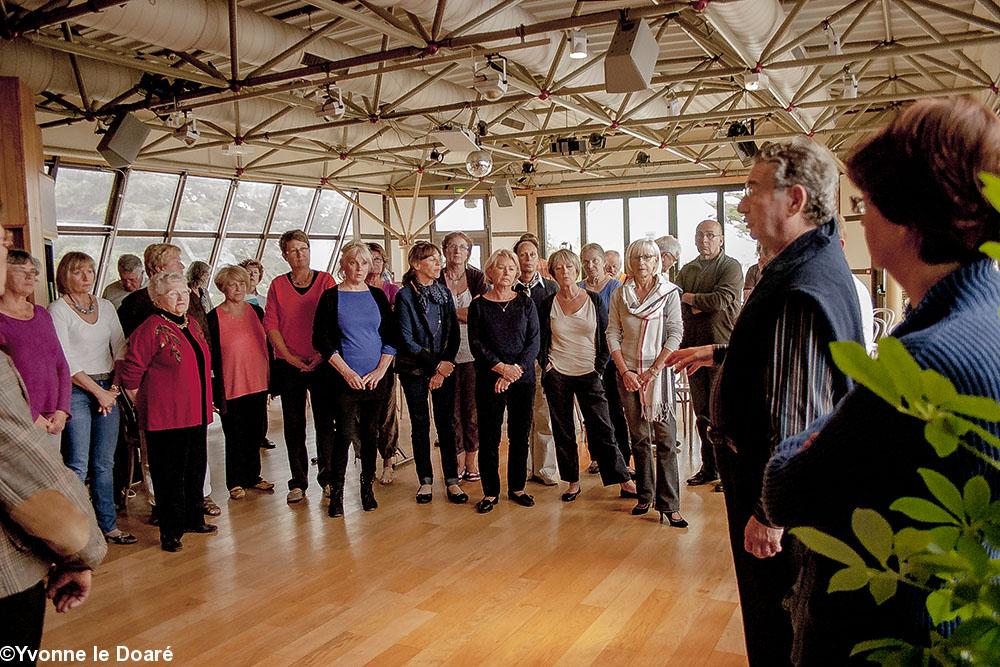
120, 272, 216, 553
207, 265, 274, 501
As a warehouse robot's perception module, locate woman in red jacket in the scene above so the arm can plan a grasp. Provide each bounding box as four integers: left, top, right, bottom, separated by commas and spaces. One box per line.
120, 272, 216, 552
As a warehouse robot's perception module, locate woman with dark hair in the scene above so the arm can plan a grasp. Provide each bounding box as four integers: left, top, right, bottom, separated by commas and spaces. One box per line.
762, 96, 1000, 663
365, 241, 400, 306
364, 241, 400, 484
539, 249, 637, 502
313, 241, 396, 517
439, 231, 488, 481
49, 251, 136, 545
395, 242, 468, 505
238, 258, 267, 308
467, 249, 539, 513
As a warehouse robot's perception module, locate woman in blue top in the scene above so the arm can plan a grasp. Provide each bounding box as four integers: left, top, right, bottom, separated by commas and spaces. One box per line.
467, 249, 540, 514
396, 242, 468, 505
313, 241, 396, 518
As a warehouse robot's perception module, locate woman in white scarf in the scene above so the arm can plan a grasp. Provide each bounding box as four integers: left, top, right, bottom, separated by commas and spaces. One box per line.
607, 238, 687, 527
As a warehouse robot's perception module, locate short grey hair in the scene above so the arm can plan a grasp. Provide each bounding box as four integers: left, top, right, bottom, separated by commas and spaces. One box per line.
117, 253, 142, 275
148, 271, 187, 297
654, 235, 681, 263
755, 137, 838, 227
6, 249, 40, 271
186, 260, 211, 288
625, 238, 660, 275
547, 248, 581, 278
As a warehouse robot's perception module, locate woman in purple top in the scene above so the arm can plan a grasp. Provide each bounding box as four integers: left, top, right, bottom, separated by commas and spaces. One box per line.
0, 250, 71, 436
313, 242, 397, 518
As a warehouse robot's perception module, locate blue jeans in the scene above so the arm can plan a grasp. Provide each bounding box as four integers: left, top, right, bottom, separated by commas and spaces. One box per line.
63, 380, 120, 533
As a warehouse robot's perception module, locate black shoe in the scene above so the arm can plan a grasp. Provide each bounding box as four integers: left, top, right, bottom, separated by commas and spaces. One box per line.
661, 511, 689, 528
475, 497, 499, 514
632, 502, 651, 516
185, 523, 218, 534
507, 491, 535, 507
328, 489, 344, 517
104, 531, 138, 545
360, 483, 378, 511
260, 439, 276, 450
686, 470, 720, 486
561, 488, 581, 502
620, 488, 638, 499
447, 488, 469, 504
416, 491, 433, 504
160, 537, 183, 552
714, 483, 724, 493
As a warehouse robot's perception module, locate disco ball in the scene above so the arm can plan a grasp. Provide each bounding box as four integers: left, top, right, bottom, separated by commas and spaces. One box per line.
465, 150, 493, 178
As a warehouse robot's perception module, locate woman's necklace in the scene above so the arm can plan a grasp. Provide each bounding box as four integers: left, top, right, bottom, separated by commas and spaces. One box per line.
445, 267, 465, 284
68, 294, 95, 315
159, 313, 189, 329
291, 271, 313, 288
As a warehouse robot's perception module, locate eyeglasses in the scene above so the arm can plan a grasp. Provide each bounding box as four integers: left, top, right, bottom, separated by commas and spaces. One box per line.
636, 254, 659, 263
285, 247, 309, 255
849, 195, 866, 215
9, 267, 39, 277
163, 289, 191, 299
695, 232, 720, 241
447, 245, 470, 252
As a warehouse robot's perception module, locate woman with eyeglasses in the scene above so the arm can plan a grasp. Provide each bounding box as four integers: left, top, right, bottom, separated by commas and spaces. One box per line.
49, 251, 136, 545
607, 239, 687, 527
365, 241, 401, 484
0, 251, 71, 441
438, 231, 488, 481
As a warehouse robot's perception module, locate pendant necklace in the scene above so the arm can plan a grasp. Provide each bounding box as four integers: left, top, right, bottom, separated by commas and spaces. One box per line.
69, 295, 96, 315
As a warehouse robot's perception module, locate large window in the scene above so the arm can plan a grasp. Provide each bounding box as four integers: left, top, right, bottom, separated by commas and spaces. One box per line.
54, 168, 115, 227
541, 202, 581, 256
117, 171, 179, 230
227, 181, 276, 233
270, 185, 315, 234
585, 199, 625, 257
174, 176, 229, 232
628, 196, 669, 245
312, 190, 351, 236
723, 190, 757, 272
53, 235, 105, 271
676, 193, 717, 266
430, 197, 488, 269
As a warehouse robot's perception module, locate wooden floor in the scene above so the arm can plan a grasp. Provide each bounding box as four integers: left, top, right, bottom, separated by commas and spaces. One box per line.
43, 400, 747, 666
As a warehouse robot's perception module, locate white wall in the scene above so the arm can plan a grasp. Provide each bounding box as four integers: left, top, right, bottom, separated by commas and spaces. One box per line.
488, 194, 528, 253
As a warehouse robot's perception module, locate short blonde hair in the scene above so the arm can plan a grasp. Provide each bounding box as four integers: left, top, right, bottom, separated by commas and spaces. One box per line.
55, 251, 95, 295
214, 265, 251, 291
625, 238, 660, 276
547, 248, 581, 278
339, 241, 373, 271
482, 248, 518, 283
143, 243, 181, 275
148, 271, 187, 298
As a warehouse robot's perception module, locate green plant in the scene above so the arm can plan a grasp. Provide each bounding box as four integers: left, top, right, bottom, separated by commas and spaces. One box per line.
788, 174, 1000, 664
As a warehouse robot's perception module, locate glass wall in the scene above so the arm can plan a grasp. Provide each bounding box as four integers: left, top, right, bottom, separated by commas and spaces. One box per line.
430, 196, 488, 269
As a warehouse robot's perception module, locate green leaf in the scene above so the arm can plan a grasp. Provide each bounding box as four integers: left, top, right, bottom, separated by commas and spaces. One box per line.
926, 589, 958, 625
828, 566, 871, 593
981, 240, 1000, 261
963, 476, 991, 519
868, 572, 898, 605
980, 172, 1000, 216
943, 394, 1000, 421
919, 369, 957, 406
852, 509, 894, 565
830, 341, 900, 406
927, 526, 961, 552
850, 638, 912, 657
924, 418, 960, 457
956, 535, 990, 576
790, 527, 866, 567
916, 469, 963, 520
890, 497, 959, 524
893, 527, 933, 561
877, 337, 925, 406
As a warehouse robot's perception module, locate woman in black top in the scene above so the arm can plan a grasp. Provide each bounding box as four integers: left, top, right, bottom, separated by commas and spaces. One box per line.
396, 242, 468, 505
467, 249, 539, 513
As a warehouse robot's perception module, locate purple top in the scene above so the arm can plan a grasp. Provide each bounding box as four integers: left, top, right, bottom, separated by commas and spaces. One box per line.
0, 306, 72, 420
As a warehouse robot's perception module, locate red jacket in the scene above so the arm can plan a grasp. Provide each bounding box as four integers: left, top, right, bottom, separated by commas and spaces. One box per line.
120, 314, 214, 432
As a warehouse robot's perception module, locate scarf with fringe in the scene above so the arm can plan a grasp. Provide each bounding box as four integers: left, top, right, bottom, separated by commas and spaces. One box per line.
621, 274, 678, 423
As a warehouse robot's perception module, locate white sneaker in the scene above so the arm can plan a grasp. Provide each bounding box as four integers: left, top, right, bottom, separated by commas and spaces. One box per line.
286, 488, 305, 503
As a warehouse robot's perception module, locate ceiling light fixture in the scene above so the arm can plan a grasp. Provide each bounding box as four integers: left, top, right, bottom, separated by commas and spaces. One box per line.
472, 56, 508, 101
314, 85, 345, 119
635, 151, 650, 165
172, 113, 200, 146
842, 70, 859, 100
569, 30, 588, 60
465, 149, 493, 178
744, 71, 769, 91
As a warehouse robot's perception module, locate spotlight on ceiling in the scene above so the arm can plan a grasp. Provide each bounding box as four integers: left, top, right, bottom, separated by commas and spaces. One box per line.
727, 120, 758, 167
744, 71, 769, 91
588, 133, 606, 150
842, 71, 859, 100
314, 86, 345, 119
569, 30, 588, 60
466, 149, 493, 178
825, 23, 842, 55
635, 151, 650, 165
172, 113, 200, 146
429, 148, 444, 163
472, 56, 508, 101
521, 161, 536, 174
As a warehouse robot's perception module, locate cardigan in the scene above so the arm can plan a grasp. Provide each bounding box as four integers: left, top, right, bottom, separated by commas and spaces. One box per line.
395, 283, 460, 377
436, 265, 489, 298
312, 285, 397, 366
0, 307, 72, 420
0, 352, 106, 598
119, 313, 214, 432
207, 303, 268, 414
467, 294, 540, 385
538, 290, 610, 375
762, 258, 1000, 663
674, 252, 744, 346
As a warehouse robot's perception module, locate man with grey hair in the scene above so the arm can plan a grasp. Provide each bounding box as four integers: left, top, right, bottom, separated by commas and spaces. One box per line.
667, 138, 864, 666
604, 249, 623, 280
102, 254, 145, 309
654, 235, 681, 273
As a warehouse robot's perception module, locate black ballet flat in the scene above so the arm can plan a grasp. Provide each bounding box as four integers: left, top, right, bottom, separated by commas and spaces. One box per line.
661, 511, 689, 528
160, 537, 183, 552
631, 502, 651, 516
507, 491, 535, 507
475, 497, 499, 514
416, 491, 433, 504
447, 489, 469, 504
561, 489, 581, 502
185, 523, 218, 534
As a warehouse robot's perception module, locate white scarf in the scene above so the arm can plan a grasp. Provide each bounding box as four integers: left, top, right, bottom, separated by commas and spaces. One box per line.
621, 274, 678, 423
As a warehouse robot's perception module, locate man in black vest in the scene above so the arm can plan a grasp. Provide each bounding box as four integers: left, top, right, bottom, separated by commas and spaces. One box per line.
667, 139, 864, 666
675, 219, 743, 492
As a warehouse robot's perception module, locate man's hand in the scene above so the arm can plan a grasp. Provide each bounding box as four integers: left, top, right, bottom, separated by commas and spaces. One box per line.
665, 345, 715, 375
47, 568, 92, 613
744, 516, 784, 559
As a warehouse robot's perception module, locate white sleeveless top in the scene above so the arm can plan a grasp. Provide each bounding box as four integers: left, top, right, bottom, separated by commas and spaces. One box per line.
453, 289, 474, 364
550, 297, 597, 376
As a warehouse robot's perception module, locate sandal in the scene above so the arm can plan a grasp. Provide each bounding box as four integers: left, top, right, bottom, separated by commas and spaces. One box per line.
202, 496, 222, 516
463, 470, 481, 481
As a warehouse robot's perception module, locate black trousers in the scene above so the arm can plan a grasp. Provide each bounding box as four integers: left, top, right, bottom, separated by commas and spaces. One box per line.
452, 362, 479, 454
475, 374, 533, 498
689, 365, 719, 477
145, 425, 208, 542
331, 372, 394, 489
400, 373, 461, 487
278, 362, 336, 491
542, 369, 631, 485
0, 580, 45, 665
603, 361, 632, 466
716, 443, 795, 666
221, 391, 267, 490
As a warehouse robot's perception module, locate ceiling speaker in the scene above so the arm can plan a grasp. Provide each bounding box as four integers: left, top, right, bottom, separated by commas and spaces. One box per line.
97, 113, 150, 169
492, 179, 515, 208
604, 18, 658, 94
